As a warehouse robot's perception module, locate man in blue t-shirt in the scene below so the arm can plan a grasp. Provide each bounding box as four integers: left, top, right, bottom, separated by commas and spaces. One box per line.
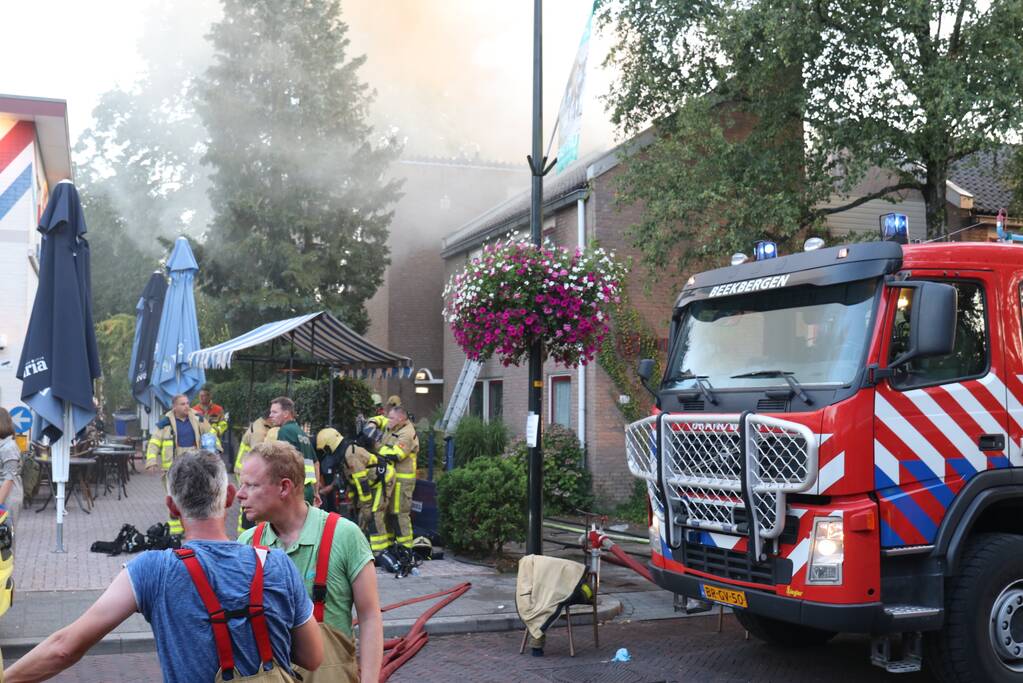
5, 451, 323, 683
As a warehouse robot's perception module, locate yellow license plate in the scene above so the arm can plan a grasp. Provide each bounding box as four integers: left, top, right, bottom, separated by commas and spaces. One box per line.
700, 584, 748, 608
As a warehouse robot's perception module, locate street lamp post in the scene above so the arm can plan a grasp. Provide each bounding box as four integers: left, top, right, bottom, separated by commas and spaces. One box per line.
526, 0, 551, 556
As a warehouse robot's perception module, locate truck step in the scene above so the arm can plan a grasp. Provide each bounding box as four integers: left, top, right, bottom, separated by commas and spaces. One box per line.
883, 605, 942, 619
871, 632, 922, 674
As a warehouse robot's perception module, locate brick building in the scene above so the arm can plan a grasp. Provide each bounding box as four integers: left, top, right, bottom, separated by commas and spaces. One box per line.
437, 131, 982, 503
440, 136, 687, 503
364, 157, 524, 421
0, 95, 71, 416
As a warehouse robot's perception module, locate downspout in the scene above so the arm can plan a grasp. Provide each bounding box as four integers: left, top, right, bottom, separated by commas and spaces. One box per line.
577, 197, 587, 454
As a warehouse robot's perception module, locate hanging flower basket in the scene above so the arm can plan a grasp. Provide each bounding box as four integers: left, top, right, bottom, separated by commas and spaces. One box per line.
443, 240, 626, 367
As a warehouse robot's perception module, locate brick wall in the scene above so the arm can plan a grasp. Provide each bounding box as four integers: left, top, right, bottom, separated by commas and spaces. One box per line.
441, 170, 689, 504
366, 159, 524, 422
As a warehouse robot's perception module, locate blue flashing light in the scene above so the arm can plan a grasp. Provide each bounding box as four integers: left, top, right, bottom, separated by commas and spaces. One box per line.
880, 213, 909, 244
754, 240, 778, 261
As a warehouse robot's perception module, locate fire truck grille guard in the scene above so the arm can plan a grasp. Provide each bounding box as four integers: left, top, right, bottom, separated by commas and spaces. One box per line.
625, 413, 818, 561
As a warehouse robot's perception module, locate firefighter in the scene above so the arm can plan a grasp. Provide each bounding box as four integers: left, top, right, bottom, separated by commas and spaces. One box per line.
192, 386, 227, 440
321, 422, 392, 554
233, 413, 272, 533
145, 393, 218, 535
314, 427, 344, 514
267, 396, 320, 505
378, 405, 418, 549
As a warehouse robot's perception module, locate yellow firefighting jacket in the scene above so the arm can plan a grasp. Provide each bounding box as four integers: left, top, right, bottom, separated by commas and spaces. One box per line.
378, 420, 419, 481
146, 409, 218, 470
343, 443, 394, 511
234, 417, 271, 476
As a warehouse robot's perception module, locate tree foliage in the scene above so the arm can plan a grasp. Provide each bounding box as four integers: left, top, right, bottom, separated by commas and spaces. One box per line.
82, 188, 160, 322
598, 0, 1023, 271
95, 314, 137, 413
196, 0, 401, 334
1007, 149, 1023, 219
74, 1, 214, 321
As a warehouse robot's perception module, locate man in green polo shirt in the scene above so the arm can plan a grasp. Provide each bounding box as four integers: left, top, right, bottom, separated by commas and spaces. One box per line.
237, 440, 382, 682
268, 396, 320, 505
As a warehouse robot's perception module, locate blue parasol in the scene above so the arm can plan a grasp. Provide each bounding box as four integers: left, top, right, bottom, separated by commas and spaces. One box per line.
16, 180, 101, 551
150, 237, 205, 409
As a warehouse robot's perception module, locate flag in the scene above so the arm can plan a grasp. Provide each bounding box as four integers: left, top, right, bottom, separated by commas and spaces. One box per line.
554, 3, 594, 174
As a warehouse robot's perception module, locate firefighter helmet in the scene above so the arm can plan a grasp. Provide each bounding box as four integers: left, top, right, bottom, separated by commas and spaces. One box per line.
316, 428, 342, 453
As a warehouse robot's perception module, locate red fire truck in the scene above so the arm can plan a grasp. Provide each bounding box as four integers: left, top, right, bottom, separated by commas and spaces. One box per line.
626, 236, 1023, 680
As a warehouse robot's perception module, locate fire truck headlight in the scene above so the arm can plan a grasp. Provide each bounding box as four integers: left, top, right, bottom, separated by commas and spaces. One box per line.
807, 517, 844, 585
649, 510, 662, 548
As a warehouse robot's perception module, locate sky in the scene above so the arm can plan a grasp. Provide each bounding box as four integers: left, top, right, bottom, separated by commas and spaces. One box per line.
0, 0, 619, 163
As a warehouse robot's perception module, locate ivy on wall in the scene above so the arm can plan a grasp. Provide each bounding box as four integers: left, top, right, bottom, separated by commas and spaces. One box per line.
597, 290, 663, 423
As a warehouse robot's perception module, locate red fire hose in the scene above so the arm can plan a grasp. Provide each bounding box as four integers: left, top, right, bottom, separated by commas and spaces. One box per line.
587, 529, 655, 583
355, 581, 472, 682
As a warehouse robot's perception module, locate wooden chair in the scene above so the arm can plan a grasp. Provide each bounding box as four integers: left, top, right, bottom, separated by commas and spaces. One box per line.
518, 565, 599, 657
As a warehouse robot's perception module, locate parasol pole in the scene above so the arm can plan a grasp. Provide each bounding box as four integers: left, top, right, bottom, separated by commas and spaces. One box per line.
54, 404, 71, 553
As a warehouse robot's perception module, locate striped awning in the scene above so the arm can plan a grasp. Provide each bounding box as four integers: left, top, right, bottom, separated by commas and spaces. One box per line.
188, 311, 413, 378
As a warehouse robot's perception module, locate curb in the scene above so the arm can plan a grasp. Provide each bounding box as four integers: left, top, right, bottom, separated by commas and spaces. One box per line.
0, 598, 623, 660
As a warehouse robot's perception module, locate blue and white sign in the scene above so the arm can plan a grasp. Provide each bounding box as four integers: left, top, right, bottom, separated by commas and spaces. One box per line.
9, 406, 31, 434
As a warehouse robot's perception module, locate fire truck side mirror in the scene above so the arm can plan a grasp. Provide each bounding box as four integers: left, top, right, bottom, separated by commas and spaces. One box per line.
636, 358, 661, 406
637, 358, 655, 383
890, 280, 958, 368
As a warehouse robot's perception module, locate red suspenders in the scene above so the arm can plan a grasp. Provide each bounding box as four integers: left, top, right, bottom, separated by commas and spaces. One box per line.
254, 512, 340, 623
174, 546, 275, 675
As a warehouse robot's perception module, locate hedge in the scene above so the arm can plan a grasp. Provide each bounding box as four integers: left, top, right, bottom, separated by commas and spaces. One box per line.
437, 455, 526, 556
507, 423, 593, 515
207, 376, 374, 435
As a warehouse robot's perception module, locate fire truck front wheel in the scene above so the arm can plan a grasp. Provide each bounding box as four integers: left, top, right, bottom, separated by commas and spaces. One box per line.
927, 532, 1023, 683
732, 608, 837, 647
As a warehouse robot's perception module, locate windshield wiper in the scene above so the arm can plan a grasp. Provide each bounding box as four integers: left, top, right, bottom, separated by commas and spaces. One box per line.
730, 370, 813, 405
675, 371, 718, 405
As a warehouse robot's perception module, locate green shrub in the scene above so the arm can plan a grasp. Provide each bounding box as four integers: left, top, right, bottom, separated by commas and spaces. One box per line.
437, 455, 526, 556
452, 416, 509, 467
613, 479, 650, 525
209, 376, 374, 435
507, 424, 593, 515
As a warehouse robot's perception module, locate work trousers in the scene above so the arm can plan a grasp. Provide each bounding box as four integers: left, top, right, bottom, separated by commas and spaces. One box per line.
388, 477, 415, 548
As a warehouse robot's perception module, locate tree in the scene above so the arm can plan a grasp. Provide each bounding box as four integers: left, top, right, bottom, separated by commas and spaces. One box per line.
1007, 148, 1023, 219
81, 188, 160, 322
74, 0, 217, 320
196, 0, 401, 335
598, 0, 1023, 273
94, 314, 137, 414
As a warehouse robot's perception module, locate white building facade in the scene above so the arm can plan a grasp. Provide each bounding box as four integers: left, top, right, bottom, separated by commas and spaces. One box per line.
0, 95, 71, 420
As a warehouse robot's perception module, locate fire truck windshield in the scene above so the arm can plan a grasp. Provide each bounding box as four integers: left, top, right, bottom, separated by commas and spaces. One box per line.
665, 278, 878, 390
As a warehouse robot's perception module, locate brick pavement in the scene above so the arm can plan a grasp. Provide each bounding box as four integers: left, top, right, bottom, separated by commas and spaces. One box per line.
31, 615, 933, 682
392, 616, 931, 683
13, 467, 189, 592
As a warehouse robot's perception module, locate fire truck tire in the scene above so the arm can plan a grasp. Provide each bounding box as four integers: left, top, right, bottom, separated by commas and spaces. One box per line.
731, 609, 836, 647
926, 532, 1023, 683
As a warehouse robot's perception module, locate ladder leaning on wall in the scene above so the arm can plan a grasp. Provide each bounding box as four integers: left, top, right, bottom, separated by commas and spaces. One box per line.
437, 358, 482, 434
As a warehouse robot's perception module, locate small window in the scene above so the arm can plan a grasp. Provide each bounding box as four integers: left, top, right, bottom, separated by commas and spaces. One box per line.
888, 280, 988, 389
469, 379, 502, 422
468, 382, 483, 418
550, 375, 572, 427
488, 380, 503, 421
